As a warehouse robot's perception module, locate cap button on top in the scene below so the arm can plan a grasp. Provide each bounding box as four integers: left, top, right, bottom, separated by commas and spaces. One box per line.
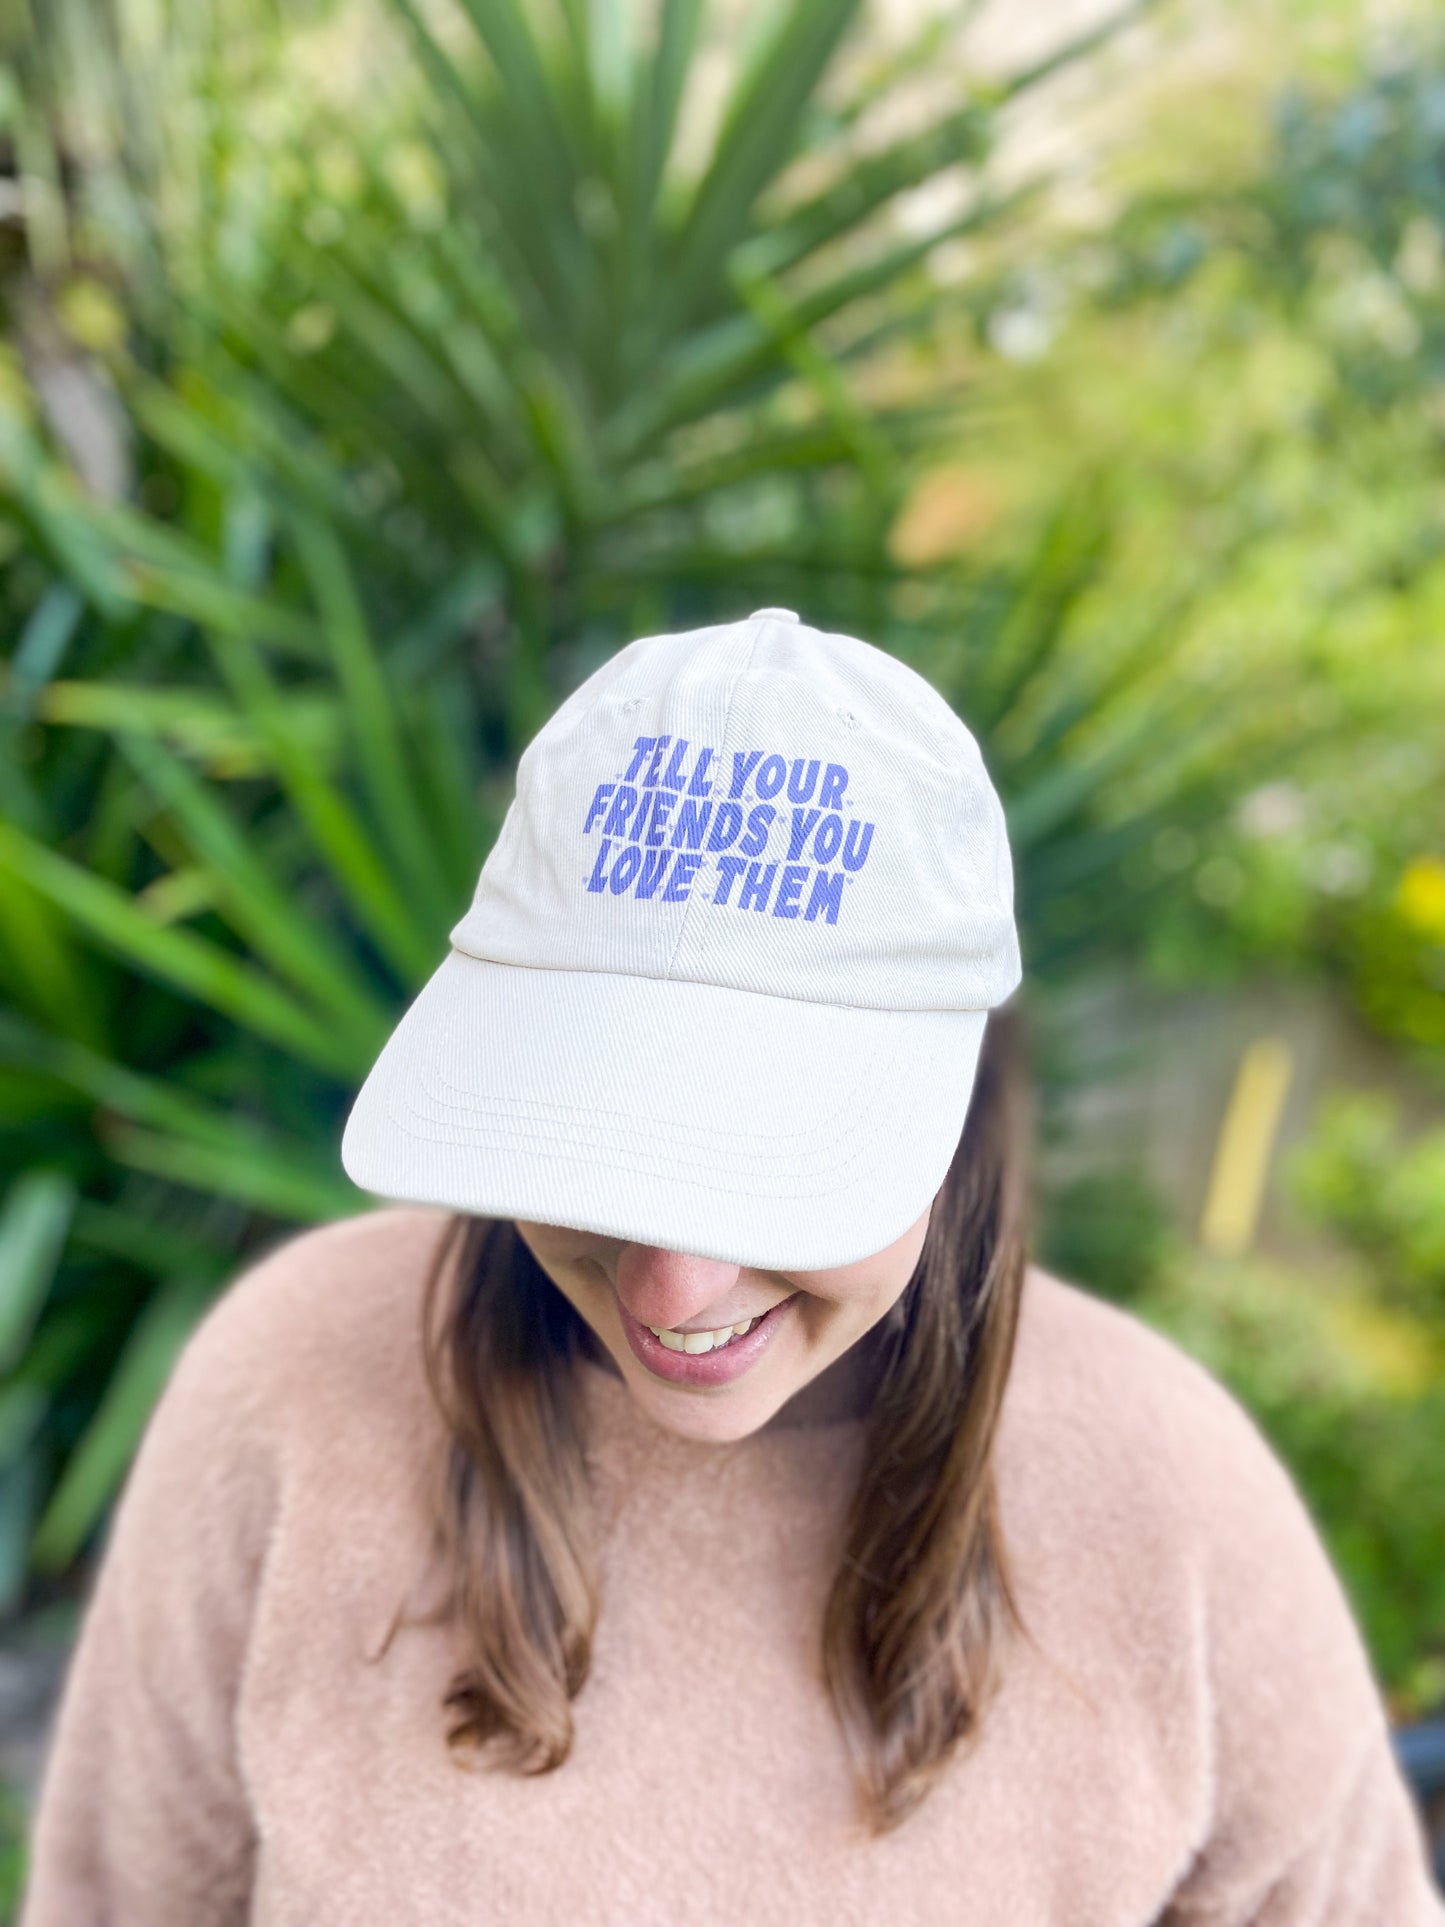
750, 607, 799, 622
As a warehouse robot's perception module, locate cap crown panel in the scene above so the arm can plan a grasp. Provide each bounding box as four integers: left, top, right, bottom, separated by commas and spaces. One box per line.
449, 616, 1021, 1013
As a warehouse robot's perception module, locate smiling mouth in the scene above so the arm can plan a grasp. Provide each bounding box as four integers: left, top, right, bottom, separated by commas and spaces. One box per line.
617, 1291, 799, 1384
644, 1312, 763, 1354
643, 1288, 799, 1352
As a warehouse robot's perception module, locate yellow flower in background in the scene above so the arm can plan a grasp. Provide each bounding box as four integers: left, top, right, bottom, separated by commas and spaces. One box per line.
1316, 1295, 1441, 1400
1395, 855, 1445, 942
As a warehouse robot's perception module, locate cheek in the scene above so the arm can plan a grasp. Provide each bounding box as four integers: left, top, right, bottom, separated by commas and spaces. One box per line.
517, 1234, 609, 1323
793, 1283, 894, 1353
560, 1255, 614, 1318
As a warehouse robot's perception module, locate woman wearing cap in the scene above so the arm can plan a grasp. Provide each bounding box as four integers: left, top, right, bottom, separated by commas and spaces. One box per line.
21, 610, 1443, 1925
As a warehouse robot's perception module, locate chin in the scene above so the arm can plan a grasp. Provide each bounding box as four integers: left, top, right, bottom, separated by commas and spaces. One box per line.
626, 1371, 779, 1444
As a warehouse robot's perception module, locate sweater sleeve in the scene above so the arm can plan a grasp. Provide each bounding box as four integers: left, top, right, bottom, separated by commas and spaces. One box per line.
1157, 1379, 1443, 1927
18, 1277, 278, 1927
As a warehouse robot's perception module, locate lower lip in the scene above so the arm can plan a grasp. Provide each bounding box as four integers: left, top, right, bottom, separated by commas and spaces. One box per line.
618, 1294, 798, 1387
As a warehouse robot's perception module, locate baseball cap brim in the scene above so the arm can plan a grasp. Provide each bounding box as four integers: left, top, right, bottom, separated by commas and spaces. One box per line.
340, 949, 990, 1272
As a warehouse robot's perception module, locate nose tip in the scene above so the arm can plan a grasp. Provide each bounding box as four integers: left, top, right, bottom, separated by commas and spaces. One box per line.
614, 1245, 742, 1331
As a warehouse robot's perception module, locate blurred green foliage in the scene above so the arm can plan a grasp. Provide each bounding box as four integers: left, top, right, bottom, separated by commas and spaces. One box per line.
1288, 1091, 1445, 1332
964, 16, 1445, 1064
1033, 1161, 1177, 1302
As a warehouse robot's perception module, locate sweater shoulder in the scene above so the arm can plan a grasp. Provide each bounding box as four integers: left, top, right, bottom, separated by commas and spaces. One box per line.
167, 1204, 458, 1442
1002, 1261, 1364, 1580
1006, 1262, 1285, 1488
998, 1262, 1355, 1645
1002, 1265, 1390, 1769
1009, 1256, 1256, 1449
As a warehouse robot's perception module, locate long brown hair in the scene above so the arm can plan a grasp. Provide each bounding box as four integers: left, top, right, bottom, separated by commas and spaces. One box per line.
389, 1000, 1035, 1835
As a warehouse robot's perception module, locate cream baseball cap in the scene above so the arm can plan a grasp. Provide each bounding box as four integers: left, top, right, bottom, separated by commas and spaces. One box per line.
340, 607, 1022, 1269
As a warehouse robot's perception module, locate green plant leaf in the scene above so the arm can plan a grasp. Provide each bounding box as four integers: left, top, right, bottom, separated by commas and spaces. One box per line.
113, 729, 392, 1053
98, 1120, 359, 1222
290, 512, 458, 932
0, 1170, 76, 1374
200, 626, 438, 984
0, 819, 363, 1076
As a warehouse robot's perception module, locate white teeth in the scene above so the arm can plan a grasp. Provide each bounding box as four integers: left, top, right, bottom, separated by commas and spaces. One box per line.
647, 1314, 759, 1352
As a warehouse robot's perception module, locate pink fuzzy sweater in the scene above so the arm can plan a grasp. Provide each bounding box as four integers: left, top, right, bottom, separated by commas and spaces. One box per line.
19, 1205, 1443, 1925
